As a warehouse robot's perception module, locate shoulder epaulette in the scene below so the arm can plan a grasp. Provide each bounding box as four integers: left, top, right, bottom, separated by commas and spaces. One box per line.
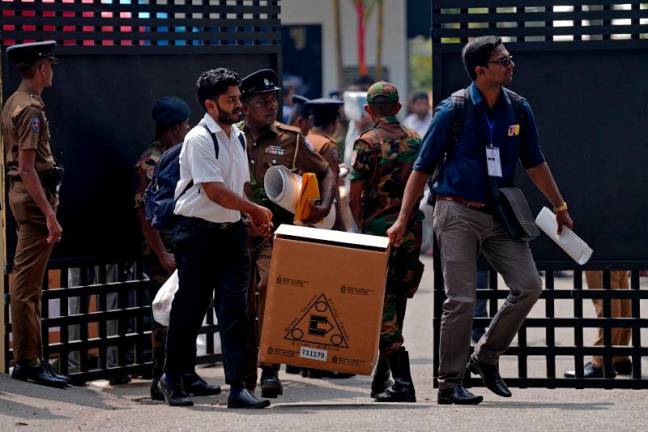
275, 122, 301, 134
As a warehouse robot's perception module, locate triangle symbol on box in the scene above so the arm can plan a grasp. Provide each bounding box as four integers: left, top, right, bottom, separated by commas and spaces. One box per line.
284, 293, 349, 348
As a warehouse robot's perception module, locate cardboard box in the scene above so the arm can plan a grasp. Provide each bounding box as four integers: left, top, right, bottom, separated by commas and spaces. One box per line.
259, 224, 390, 376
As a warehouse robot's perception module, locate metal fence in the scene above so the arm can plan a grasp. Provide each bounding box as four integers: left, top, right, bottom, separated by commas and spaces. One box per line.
2, 0, 281, 381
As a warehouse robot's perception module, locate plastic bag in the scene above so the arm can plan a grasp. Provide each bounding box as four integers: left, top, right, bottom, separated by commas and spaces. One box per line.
152, 270, 179, 326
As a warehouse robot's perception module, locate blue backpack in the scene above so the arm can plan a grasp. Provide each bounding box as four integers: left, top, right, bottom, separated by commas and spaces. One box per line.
143, 123, 245, 230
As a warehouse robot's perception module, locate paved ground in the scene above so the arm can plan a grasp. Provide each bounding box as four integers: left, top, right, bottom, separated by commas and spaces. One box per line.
2, 256, 647, 431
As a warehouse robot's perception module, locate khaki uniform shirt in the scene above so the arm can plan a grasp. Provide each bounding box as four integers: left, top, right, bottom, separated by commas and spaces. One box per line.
307, 130, 340, 179
2, 90, 56, 177
243, 121, 329, 226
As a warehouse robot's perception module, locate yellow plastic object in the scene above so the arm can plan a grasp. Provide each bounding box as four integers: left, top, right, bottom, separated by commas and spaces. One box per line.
294, 172, 320, 222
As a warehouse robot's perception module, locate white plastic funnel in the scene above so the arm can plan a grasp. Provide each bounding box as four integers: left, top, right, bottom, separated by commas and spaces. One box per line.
263, 165, 335, 230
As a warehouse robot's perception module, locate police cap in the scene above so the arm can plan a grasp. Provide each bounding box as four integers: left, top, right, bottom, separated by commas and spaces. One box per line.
152, 96, 191, 124
240, 69, 281, 98
7, 41, 60, 66
307, 98, 344, 126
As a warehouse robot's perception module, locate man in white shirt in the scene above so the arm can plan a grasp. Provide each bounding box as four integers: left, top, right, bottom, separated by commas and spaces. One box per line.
403, 92, 433, 138
159, 68, 273, 409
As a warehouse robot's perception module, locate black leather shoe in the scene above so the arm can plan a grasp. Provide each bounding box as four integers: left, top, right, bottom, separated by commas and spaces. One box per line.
260, 371, 283, 398
11, 363, 68, 388
615, 359, 632, 376
182, 372, 221, 396
109, 374, 131, 385
150, 379, 165, 401
563, 362, 615, 378
467, 354, 511, 398
42, 361, 71, 384
437, 385, 483, 405
227, 388, 271, 409
157, 373, 194, 406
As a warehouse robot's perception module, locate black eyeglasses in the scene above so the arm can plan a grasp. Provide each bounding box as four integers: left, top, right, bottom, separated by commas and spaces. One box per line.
488, 55, 513, 67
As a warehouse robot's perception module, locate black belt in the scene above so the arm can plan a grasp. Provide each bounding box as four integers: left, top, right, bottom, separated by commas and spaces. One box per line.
177, 216, 243, 230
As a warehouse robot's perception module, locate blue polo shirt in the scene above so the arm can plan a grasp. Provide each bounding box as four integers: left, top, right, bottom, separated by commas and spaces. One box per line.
414, 82, 545, 203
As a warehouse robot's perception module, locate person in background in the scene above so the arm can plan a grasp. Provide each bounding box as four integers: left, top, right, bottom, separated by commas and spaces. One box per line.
564, 270, 632, 378
287, 94, 312, 136
403, 92, 433, 138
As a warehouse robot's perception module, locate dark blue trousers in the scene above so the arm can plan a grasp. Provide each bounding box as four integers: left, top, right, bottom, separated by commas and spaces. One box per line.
164, 218, 250, 386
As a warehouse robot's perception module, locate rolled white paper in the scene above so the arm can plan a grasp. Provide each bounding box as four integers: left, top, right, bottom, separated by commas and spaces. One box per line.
263, 165, 336, 230
535, 206, 593, 265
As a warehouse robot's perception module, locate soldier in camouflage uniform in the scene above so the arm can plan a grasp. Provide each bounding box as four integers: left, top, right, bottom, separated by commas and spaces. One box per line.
239, 69, 337, 398
349, 81, 424, 403
134, 96, 220, 401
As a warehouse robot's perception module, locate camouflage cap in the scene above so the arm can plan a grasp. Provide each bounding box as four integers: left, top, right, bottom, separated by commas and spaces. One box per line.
366, 81, 399, 104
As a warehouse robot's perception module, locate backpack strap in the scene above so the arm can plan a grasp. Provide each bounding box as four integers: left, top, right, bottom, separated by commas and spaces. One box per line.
200, 123, 220, 159
449, 89, 467, 148
237, 133, 246, 151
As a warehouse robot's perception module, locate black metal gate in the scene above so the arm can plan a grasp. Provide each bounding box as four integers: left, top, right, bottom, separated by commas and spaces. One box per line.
1, 0, 281, 384
431, 1, 648, 389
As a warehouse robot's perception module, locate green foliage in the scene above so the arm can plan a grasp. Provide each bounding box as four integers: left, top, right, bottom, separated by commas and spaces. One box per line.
409, 36, 432, 93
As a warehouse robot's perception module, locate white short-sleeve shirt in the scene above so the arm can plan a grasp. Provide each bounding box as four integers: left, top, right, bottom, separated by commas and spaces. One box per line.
173, 113, 249, 223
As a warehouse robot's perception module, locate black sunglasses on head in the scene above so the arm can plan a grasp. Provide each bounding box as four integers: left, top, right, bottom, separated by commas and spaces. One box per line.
488, 55, 513, 67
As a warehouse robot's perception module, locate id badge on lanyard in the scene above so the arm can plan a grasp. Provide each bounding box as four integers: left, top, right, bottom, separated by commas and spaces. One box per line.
483, 113, 503, 177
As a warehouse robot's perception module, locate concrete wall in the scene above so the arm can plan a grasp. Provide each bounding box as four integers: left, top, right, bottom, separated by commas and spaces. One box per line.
281, 0, 408, 101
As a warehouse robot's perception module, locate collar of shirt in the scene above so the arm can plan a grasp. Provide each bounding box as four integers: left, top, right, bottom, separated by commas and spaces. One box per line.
468, 81, 511, 114
18, 90, 45, 109
242, 120, 279, 140
376, 115, 399, 126
201, 112, 242, 141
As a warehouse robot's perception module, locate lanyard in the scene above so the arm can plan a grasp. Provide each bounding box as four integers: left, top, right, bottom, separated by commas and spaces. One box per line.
482, 112, 495, 148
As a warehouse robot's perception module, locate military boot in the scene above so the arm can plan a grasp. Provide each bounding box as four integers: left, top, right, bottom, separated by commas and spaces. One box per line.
260, 366, 283, 398
370, 355, 394, 398
374, 347, 416, 403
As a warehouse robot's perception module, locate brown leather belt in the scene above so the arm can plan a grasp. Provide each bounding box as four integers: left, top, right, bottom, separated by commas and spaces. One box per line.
437, 194, 491, 213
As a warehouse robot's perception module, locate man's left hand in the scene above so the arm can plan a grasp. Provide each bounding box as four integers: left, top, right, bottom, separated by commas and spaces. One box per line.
556, 210, 574, 235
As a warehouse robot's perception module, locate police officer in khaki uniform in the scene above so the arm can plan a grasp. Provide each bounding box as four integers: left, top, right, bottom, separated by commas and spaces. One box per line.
306, 98, 347, 232
240, 69, 336, 398
1, 41, 67, 387
287, 94, 312, 136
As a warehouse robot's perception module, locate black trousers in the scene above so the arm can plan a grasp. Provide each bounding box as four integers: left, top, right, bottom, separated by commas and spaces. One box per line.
164, 218, 250, 385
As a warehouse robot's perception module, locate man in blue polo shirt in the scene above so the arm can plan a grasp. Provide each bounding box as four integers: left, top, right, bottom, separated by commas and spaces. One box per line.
388, 36, 574, 405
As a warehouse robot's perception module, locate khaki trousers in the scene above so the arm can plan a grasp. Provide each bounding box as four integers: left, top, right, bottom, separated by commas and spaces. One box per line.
8, 183, 56, 363
585, 270, 631, 367
434, 201, 542, 390
244, 238, 275, 388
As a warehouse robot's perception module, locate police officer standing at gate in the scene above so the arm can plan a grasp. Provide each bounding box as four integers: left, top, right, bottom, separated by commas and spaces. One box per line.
159, 68, 272, 409
2, 41, 68, 388
239, 69, 336, 398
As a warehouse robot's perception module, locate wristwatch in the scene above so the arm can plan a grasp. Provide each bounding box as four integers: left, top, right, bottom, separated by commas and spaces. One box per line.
553, 202, 568, 213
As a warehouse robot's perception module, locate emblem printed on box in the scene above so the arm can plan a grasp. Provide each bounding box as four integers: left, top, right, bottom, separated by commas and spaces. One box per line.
285, 294, 349, 348
300, 346, 328, 362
